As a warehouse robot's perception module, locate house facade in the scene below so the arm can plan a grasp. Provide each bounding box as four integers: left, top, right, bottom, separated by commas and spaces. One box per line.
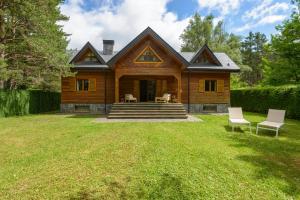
61, 27, 239, 114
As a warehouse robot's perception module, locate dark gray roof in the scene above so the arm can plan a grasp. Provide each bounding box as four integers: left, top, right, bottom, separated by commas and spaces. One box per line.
97, 51, 118, 62
69, 27, 240, 72
180, 52, 240, 72
72, 64, 109, 71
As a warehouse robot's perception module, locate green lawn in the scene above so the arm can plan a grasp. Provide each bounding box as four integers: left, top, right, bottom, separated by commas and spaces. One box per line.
0, 113, 299, 199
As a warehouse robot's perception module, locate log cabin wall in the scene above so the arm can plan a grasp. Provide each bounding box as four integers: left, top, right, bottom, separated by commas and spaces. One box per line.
61, 70, 115, 104
181, 72, 230, 104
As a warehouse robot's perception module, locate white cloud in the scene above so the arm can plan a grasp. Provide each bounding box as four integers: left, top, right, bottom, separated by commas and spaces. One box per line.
59, 0, 190, 51
197, 0, 242, 16
234, 23, 252, 32
257, 15, 287, 25
233, 0, 290, 33
243, 0, 289, 21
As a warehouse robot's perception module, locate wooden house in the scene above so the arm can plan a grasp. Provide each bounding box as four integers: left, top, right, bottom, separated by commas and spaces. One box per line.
61, 27, 239, 117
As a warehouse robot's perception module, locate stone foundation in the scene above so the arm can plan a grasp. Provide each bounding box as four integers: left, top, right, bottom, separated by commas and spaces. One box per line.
60, 104, 112, 114
184, 104, 229, 113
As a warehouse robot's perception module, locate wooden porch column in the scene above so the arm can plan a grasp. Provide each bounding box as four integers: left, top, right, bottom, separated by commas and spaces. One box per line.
177, 75, 181, 103
115, 76, 119, 103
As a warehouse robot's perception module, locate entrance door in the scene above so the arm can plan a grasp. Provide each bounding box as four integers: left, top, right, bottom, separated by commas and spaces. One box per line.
147, 80, 156, 101
139, 80, 156, 102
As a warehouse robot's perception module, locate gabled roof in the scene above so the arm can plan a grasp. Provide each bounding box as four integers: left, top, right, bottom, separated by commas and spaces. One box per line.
68, 27, 240, 72
190, 44, 222, 66
180, 52, 240, 72
107, 27, 190, 67
69, 42, 106, 65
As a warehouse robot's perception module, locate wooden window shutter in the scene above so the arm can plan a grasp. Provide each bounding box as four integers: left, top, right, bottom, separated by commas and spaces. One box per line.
217, 80, 224, 92
89, 79, 96, 91
62, 77, 76, 91
199, 79, 204, 92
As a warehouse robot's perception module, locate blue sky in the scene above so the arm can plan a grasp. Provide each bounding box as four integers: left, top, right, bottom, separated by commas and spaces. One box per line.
61, 0, 295, 50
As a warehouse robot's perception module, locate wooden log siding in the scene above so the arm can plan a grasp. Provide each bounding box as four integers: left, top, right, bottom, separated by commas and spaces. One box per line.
181, 72, 230, 104
61, 71, 114, 104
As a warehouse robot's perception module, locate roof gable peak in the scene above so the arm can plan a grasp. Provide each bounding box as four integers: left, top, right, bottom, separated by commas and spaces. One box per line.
70, 42, 105, 65
107, 27, 189, 67
190, 45, 222, 66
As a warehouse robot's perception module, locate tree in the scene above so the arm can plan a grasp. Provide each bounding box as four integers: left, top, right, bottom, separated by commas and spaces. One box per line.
263, 0, 300, 85
0, 0, 70, 90
241, 32, 268, 85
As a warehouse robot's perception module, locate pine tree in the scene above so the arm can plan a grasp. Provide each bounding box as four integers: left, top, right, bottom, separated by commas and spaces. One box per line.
241, 32, 268, 85
0, 0, 70, 90
263, 0, 300, 84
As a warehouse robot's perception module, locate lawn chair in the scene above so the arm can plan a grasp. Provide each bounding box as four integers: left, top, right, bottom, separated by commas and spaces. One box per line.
228, 107, 252, 133
155, 93, 171, 103
125, 94, 137, 103
256, 109, 286, 137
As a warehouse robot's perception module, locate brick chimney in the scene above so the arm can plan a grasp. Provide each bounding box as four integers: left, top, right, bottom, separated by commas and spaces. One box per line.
103, 40, 114, 55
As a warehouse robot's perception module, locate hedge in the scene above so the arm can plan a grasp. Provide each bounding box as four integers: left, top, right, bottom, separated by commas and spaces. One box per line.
0, 90, 60, 117
231, 86, 300, 119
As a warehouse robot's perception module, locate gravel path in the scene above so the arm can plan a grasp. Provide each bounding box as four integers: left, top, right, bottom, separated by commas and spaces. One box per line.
95, 115, 201, 123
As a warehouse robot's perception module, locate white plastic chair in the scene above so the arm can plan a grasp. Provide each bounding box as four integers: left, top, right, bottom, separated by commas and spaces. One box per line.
228, 107, 252, 133
256, 109, 286, 137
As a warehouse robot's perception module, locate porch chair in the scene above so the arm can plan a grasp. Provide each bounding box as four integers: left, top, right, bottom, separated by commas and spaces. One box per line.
228, 107, 252, 133
125, 94, 137, 103
256, 109, 286, 137
155, 93, 171, 103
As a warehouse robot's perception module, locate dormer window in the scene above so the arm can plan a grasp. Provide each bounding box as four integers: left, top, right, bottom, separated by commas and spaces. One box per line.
84, 52, 98, 62
195, 54, 210, 64
191, 45, 222, 66
135, 46, 162, 63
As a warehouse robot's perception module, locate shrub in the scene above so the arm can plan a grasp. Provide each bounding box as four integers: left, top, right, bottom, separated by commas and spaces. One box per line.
0, 90, 60, 117
231, 86, 300, 119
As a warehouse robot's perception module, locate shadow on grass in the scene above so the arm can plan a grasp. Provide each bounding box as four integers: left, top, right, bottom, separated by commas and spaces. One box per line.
229, 126, 300, 197
224, 125, 247, 133
69, 189, 99, 200
68, 178, 129, 200
146, 173, 188, 199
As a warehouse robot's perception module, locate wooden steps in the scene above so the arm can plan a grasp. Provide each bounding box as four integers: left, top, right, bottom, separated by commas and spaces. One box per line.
108, 103, 188, 119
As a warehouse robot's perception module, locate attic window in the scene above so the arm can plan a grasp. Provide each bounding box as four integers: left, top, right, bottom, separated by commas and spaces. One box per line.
195, 55, 210, 64
135, 46, 162, 63
84, 51, 98, 62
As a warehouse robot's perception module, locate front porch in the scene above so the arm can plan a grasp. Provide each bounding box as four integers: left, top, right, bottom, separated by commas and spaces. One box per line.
116, 75, 181, 103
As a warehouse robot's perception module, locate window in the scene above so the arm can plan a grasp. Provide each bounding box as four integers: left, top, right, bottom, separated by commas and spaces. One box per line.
84, 52, 98, 62
203, 104, 217, 112
135, 47, 162, 63
77, 79, 89, 91
75, 105, 90, 113
205, 80, 217, 92
195, 54, 210, 64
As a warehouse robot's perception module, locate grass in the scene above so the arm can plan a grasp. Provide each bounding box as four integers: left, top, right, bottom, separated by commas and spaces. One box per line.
0, 113, 299, 199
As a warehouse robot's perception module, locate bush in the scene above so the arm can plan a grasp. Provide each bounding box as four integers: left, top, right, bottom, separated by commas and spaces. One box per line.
231, 86, 300, 119
0, 90, 60, 117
